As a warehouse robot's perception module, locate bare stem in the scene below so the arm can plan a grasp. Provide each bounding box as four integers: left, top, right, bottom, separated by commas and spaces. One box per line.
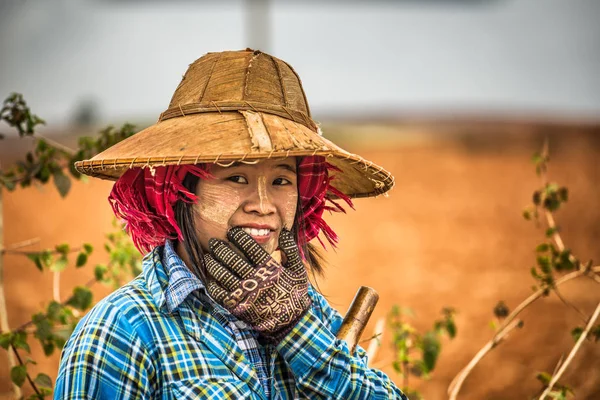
34, 134, 76, 155
365, 317, 385, 362
448, 266, 600, 399
0, 237, 40, 254
539, 301, 600, 399
10, 344, 41, 396
53, 270, 61, 302
553, 287, 587, 323
0, 188, 22, 398
448, 318, 522, 399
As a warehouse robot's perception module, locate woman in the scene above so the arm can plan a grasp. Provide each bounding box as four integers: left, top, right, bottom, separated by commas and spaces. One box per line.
55, 49, 407, 399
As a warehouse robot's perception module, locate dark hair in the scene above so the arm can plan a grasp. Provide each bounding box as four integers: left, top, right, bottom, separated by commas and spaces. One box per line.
174, 169, 326, 284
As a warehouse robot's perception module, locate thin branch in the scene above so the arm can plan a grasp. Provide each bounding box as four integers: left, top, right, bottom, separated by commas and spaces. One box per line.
366, 317, 385, 362
34, 133, 76, 155
539, 300, 600, 399
53, 271, 61, 303
9, 277, 96, 333
0, 237, 40, 254
5, 246, 84, 256
10, 344, 41, 397
553, 287, 587, 323
448, 266, 600, 399
448, 318, 522, 399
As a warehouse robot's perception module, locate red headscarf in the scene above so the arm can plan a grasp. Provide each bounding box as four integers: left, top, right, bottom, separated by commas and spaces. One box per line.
108, 156, 353, 255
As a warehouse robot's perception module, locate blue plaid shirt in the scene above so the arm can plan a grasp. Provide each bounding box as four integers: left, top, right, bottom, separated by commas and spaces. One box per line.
55, 242, 407, 399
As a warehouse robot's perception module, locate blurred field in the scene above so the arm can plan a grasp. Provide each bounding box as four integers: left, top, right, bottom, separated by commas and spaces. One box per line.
1, 122, 599, 399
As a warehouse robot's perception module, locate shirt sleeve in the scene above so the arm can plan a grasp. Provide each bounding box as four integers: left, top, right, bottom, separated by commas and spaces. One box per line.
54, 300, 155, 400
276, 288, 408, 400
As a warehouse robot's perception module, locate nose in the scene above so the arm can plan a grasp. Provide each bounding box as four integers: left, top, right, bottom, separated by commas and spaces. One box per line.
242, 176, 276, 215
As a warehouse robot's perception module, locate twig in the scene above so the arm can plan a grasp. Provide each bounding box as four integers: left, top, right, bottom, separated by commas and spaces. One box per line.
448, 266, 600, 399
4, 246, 83, 255
53, 270, 61, 302
539, 300, 600, 399
33, 133, 76, 155
553, 287, 587, 323
366, 317, 385, 362
0, 237, 40, 254
10, 344, 41, 397
0, 188, 22, 398
448, 318, 522, 399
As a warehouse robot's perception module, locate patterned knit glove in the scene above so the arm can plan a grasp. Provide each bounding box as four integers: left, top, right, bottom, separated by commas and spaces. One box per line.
205, 227, 311, 343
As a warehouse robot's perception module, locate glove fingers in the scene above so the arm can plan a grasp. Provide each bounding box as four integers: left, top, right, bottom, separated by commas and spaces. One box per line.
278, 228, 304, 274
227, 227, 271, 266
204, 253, 240, 292
206, 280, 229, 304
208, 238, 254, 279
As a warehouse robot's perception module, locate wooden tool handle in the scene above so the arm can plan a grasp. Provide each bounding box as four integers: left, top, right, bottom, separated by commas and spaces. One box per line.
336, 286, 379, 354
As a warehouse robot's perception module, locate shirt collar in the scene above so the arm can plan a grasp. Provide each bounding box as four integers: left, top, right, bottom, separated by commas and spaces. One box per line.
143, 240, 205, 314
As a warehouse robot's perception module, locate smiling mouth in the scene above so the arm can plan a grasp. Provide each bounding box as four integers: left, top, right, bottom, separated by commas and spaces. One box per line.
240, 227, 271, 237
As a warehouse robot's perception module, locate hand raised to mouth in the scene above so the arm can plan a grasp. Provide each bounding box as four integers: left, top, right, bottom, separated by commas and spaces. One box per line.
205, 227, 312, 343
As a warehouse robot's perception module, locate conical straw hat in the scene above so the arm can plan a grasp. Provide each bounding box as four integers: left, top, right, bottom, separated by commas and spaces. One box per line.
75, 49, 394, 199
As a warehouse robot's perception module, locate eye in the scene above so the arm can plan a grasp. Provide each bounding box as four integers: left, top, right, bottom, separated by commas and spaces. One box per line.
226, 175, 248, 184
273, 177, 292, 186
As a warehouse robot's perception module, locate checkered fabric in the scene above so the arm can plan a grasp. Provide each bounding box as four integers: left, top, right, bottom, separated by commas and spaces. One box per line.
54, 243, 407, 400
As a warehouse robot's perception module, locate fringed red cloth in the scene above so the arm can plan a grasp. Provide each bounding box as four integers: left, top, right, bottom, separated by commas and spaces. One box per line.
108, 156, 353, 255
296, 156, 354, 250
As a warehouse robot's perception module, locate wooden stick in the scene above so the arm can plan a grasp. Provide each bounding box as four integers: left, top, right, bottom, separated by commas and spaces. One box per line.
337, 286, 379, 354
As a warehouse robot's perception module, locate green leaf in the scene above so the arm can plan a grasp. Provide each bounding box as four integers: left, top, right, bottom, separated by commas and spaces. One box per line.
0, 332, 12, 349
537, 371, 552, 385
445, 319, 457, 339
558, 187, 568, 202
83, 243, 93, 255
571, 326, 584, 342
10, 365, 27, 387
55, 243, 70, 255
493, 301, 510, 319
26, 253, 43, 271
13, 331, 30, 353
33, 373, 52, 389
67, 286, 93, 310
33, 313, 52, 342
42, 341, 55, 356
537, 256, 552, 274
51, 256, 68, 272
53, 171, 71, 197
536, 243, 550, 252
76, 252, 88, 268
421, 331, 441, 373
46, 301, 62, 322
94, 264, 107, 281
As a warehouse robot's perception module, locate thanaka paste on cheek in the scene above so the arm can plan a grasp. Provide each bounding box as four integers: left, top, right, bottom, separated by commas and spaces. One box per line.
282, 191, 298, 230
194, 182, 240, 239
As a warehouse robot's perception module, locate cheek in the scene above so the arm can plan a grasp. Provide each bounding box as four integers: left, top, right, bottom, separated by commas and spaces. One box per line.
281, 190, 298, 229
194, 182, 241, 241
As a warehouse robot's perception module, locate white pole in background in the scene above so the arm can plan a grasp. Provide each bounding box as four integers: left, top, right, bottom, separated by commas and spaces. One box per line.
245, 0, 271, 53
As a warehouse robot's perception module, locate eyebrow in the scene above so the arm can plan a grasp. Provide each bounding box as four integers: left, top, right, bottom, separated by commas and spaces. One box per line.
276, 163, 297, 173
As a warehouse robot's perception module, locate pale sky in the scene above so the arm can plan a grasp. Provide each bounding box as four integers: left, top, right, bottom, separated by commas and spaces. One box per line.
1, 0, 599, 128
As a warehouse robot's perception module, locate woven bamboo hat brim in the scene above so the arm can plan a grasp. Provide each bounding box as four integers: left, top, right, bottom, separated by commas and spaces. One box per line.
75, 49, 394, 199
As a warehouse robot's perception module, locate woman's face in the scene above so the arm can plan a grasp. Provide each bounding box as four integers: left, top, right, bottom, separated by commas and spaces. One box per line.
193, 158, 298, 255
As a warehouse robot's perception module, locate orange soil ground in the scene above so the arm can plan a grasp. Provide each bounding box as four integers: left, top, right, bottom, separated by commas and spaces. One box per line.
1, 128, 599, 399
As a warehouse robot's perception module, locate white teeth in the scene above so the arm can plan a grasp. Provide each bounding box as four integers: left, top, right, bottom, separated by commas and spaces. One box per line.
241, 227, 270, 237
